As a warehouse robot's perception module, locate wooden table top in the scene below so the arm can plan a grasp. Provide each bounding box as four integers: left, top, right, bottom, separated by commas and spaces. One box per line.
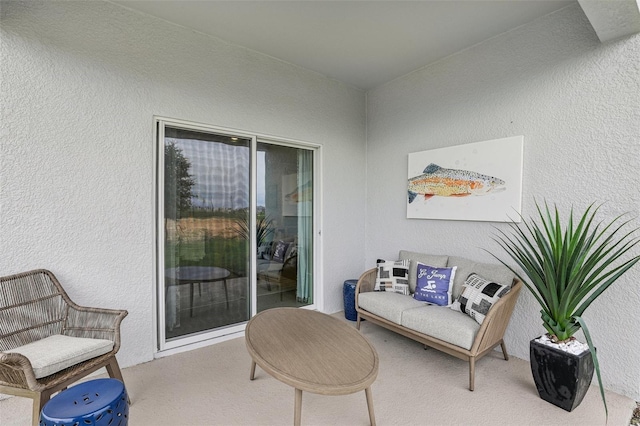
245, 308, 378, 396
165, 266, 230, 283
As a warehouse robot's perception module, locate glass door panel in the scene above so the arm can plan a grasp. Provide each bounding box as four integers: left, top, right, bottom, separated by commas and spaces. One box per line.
256, 142, 313, 312
163, 126, 251, 340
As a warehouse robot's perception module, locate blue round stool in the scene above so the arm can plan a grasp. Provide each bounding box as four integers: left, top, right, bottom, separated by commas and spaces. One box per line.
40, 378, 128, 426
343, 279, 359, 321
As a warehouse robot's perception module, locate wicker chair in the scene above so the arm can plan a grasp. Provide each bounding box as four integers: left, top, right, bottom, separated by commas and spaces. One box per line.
0, 269, 128, 426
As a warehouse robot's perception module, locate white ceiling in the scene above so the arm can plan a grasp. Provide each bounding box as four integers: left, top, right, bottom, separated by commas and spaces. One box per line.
112, 1, 582, 90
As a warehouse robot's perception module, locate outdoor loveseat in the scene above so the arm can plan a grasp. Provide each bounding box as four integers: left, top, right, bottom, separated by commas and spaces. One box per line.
355, 250, 522, 391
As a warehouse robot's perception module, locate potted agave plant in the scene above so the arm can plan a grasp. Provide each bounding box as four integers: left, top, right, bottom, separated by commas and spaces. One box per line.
491, 201, 640, 415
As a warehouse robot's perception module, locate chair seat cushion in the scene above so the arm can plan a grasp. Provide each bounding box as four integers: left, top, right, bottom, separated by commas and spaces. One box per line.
6, 334, 114, 379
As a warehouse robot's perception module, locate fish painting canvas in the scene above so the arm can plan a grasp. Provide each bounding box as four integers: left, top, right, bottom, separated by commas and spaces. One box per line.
407, 136, 523, 222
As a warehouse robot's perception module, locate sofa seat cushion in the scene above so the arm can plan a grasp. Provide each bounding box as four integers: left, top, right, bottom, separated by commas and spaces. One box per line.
358, 292, 426, 324
257, 259, 284, 274
400, 305, 481, 350
6, 334, 114, 379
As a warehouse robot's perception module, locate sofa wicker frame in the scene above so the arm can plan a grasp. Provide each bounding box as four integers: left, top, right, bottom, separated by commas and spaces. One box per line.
355, 268, 522, 391
0, 269, 128, 426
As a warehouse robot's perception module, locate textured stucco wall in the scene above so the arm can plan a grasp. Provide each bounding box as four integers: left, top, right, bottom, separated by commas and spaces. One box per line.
0, 0, 366, 367
366, 4, 640, 399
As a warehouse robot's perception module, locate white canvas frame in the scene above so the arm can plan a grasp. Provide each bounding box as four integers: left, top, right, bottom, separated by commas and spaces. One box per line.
407, 136, 524, 222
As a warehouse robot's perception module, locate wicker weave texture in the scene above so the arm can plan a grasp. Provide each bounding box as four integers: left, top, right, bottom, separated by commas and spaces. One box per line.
0, 269, 128, 426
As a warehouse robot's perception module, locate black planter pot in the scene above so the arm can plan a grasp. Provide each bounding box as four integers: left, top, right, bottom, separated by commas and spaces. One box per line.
530, 337, 594, 412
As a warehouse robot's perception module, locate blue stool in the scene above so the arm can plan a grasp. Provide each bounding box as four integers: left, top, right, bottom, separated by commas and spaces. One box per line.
343, 279, 359, 321
40, 378, 128, 426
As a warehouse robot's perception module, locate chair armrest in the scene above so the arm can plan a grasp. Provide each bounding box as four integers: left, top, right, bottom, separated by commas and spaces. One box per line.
63, 306, 128, 351
0, 352, 44, 391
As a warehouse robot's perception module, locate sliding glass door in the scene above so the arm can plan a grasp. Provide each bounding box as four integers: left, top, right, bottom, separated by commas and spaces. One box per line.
162, 126, 252, 340
256, 142, 313, 312
157, 119, 316, 350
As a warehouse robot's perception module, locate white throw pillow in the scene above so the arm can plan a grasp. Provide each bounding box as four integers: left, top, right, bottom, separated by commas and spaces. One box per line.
374, 259, 409, 292
6, 334, 114, 379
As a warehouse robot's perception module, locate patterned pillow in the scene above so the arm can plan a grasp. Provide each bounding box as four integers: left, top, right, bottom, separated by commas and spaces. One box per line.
271, 241, 290, 263
413, 263, 457, 306
450, 273, 511, 324
374, 259, 409, 292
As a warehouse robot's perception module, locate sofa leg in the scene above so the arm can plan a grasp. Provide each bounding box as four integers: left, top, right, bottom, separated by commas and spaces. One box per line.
469, 358, 475, 391
356, 315, 361, 330
500, 340, 509, 361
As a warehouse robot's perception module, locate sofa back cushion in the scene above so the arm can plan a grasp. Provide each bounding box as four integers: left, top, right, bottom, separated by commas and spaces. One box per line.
446, 256, 515, 299
398, 250, 449, 293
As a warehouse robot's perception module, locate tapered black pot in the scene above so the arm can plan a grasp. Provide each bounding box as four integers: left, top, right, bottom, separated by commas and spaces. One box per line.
530, 338, 594, 412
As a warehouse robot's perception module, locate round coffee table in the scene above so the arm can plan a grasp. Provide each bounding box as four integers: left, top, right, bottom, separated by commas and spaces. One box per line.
245, 308, 378, 425
165, 266, 231, 317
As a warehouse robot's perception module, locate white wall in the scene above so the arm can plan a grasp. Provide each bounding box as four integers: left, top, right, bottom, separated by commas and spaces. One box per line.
0, 0, 367, 368
366, 4, 640, 399
3, 0, 639, 402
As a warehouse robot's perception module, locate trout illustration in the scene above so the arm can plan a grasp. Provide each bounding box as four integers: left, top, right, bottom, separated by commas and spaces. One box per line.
408, 163, 505, 203
285, 180, 312, 203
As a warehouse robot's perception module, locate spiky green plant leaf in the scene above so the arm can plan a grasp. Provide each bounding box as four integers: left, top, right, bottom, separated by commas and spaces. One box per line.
488, 200, 640, 417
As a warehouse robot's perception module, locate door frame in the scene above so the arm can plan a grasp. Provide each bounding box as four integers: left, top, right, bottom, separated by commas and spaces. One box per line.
153, 116, 322, 355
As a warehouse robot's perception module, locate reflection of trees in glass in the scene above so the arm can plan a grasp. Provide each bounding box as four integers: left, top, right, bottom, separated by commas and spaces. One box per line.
165, 142, 195, 219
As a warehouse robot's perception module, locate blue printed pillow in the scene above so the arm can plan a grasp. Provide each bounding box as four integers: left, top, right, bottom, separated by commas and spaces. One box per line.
271, 241, 290, 263
413, 263, 457, 306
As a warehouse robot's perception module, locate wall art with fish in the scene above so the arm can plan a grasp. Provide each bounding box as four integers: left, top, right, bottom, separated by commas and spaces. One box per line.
407, 136, 523, 222
282, 173, 312, 217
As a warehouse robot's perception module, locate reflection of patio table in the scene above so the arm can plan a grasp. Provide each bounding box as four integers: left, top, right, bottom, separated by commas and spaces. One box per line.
165, 266, 231, 317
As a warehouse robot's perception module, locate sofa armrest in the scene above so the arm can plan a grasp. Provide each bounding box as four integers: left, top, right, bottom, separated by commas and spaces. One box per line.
470, 279, 522, 355
355, 268, 376, 316
355, 268, 377, 295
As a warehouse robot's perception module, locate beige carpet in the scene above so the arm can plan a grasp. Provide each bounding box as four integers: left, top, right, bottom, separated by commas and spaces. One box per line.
1, 313, 636, 425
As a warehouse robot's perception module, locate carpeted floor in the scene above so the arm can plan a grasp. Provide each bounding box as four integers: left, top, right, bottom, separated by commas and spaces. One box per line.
1, 313, 637, 425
